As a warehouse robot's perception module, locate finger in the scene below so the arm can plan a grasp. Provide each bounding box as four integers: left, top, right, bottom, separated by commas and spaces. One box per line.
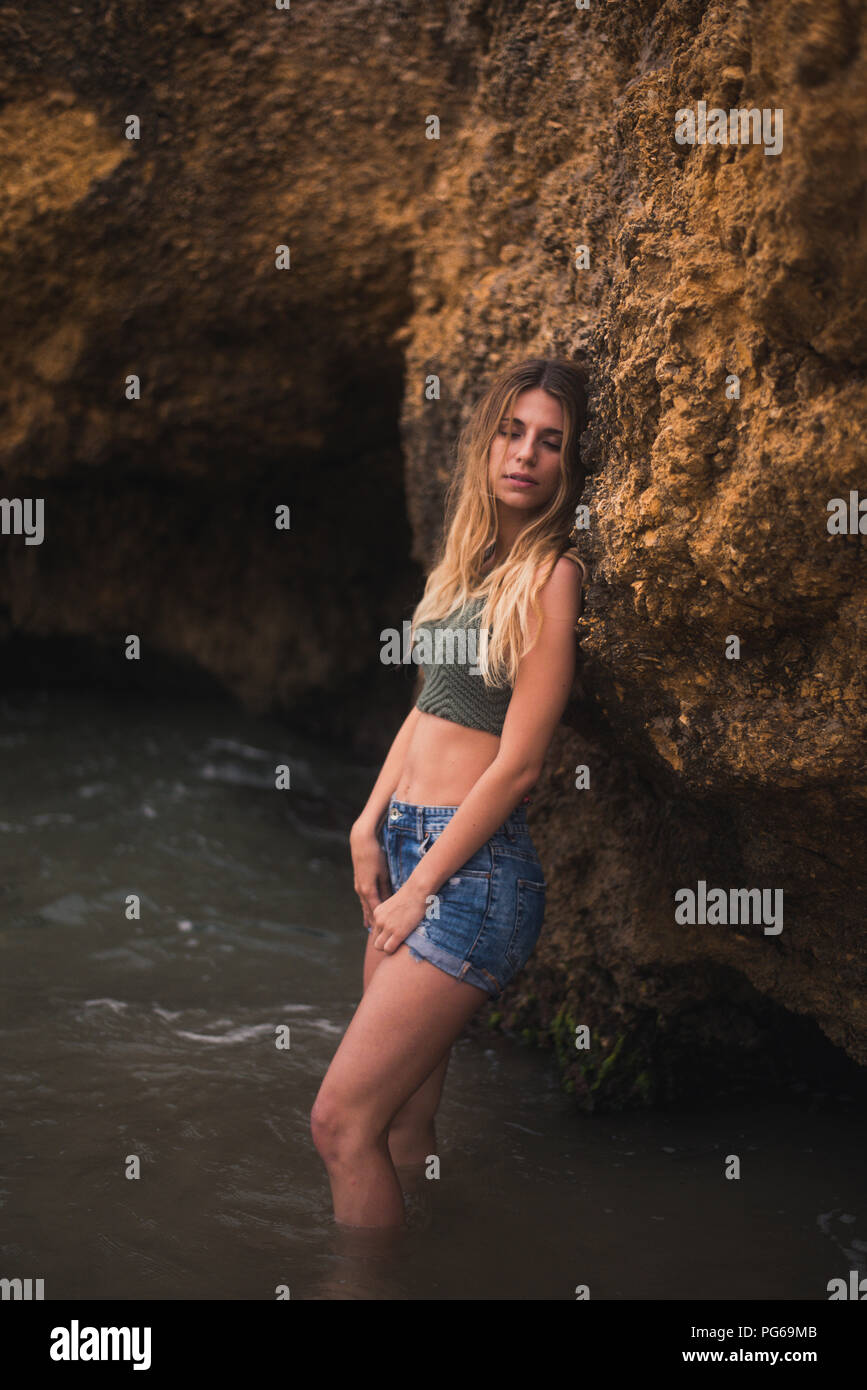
361, 886, 383, 923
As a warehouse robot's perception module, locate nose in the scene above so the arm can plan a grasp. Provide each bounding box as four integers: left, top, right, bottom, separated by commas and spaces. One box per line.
514, 439, 536, 464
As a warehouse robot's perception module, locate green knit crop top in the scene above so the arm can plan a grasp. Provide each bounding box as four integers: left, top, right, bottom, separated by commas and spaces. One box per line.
412, 547, 588, 736
414, 594, 512, 735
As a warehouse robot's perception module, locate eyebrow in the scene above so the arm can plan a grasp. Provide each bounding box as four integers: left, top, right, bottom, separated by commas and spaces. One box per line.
502, 415, 563, 437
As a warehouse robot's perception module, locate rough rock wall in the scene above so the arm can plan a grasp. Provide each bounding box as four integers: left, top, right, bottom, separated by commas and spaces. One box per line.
0, 0, 477, 740
1, 0, 865, 1102
396, 0, 867, 1100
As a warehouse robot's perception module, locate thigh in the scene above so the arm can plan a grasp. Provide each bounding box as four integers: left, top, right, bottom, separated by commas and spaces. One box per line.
362, 932, 451, 1128
322, 946, 487, 1135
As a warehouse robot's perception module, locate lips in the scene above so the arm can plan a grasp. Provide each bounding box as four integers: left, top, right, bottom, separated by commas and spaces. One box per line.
505, 474, 537, 485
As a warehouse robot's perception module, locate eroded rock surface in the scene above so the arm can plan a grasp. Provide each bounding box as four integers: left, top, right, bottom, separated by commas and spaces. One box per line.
396, 0, 867, 1100
1, 0, 864, 1103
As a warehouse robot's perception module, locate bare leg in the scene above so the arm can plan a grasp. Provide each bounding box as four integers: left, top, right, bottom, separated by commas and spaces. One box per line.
362, 929, 450, 1168
311, 947, 487, 1227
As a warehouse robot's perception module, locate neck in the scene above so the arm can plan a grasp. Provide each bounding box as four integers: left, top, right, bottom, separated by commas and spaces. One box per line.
488, 505, 542, 566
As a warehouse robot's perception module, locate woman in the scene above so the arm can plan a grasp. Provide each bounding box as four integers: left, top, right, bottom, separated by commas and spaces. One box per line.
311, 356, 590, 1228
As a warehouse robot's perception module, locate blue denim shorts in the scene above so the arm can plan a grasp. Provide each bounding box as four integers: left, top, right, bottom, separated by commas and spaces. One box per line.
368, 797, 547, 998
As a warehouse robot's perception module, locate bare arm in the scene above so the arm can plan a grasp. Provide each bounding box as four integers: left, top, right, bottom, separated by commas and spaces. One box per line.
371, 558, 582, 951
348, 701, 422, 929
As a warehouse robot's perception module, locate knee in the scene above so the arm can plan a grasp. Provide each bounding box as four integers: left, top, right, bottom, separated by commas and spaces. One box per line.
310, 1093, 373, 1166
310, 1094, 341, 1161
311, 1095, 358, 1162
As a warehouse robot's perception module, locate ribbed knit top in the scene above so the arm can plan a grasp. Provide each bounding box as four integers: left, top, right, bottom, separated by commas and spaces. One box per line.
412, 545, 588, 737
414, 594, 513, 735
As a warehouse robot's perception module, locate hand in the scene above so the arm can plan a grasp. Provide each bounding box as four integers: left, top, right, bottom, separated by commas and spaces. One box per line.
350, 826, 391, 929
371, 880, 432, 954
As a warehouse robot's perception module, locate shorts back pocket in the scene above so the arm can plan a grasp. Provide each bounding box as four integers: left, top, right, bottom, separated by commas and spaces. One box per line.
505, 878, 546, 970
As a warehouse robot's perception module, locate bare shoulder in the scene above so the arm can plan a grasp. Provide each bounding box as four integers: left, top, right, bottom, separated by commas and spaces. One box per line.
558, 547, 589, 586
531, 553, 584, 626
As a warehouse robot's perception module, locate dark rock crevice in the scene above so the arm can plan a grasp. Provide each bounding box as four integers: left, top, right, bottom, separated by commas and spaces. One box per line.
0, 0, 864, 1103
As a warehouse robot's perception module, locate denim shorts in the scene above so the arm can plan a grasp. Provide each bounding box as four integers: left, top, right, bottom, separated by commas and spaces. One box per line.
368, 797, 547, 998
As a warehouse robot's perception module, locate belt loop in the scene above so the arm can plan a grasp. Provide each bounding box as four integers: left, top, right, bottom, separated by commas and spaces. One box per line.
504, 817, 516, 841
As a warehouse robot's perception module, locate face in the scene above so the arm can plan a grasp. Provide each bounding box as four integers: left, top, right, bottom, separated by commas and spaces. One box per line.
487, 387, 564, 517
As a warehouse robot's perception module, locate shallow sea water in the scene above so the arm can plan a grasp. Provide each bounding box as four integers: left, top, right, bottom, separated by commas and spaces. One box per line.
1, 689, 865, 1300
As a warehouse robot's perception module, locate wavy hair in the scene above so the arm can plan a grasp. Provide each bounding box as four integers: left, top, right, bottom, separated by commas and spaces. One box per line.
410, 356, 589, 688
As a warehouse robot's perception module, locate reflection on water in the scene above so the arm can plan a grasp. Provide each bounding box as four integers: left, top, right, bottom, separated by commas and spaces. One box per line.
1, 689, 865, 1300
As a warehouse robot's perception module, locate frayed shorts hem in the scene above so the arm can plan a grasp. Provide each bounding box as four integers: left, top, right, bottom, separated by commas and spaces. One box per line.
365, 923, 501, 998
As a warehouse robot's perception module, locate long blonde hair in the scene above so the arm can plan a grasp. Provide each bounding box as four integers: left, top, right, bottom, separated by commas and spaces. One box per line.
410, 357, 589, 688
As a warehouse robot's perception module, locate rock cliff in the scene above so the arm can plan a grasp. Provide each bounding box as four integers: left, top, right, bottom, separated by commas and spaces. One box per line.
1, 0, 864, 1104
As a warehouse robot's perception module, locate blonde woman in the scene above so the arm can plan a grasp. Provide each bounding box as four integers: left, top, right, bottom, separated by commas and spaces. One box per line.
312, 357, 590, 1229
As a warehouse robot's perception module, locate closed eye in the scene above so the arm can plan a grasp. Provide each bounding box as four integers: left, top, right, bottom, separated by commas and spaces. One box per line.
499, 427, 561, 449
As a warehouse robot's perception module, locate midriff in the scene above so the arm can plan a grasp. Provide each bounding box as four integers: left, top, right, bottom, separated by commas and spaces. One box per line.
393, 708, 501, 806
